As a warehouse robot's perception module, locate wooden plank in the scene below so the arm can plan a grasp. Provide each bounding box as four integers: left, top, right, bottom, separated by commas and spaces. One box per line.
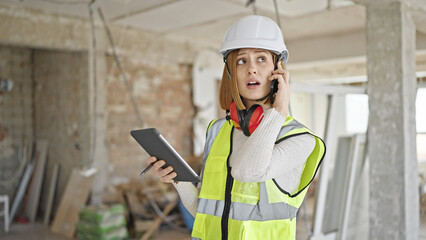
25, 140, 49, 222
102, 190, 125, 205
20, 141, 36, 219
140, 196, 178, 240
125, 191, 154, 219
9, 141, 34, 223
135, 220, 155, 233
43, 163, 59, 225
50, 168, 97, 238
9, 162, 34, 223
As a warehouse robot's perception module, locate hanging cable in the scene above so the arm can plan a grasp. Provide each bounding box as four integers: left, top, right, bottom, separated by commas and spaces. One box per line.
246, 0, 257, 15
88, 0, 97, 169
273, 0, 282, 29
272, 0, 293, 116
97, 8, 145, 128
327, 0, 332, 10
39, 0, 89, 5
95, 8, 188, 230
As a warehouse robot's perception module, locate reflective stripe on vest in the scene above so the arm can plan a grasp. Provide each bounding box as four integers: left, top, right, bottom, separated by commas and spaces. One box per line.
196, 182, 299, 221
192, 116, 325, 240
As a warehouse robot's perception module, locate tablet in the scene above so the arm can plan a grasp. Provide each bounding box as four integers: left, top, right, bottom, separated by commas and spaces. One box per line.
130, 128, 201, 183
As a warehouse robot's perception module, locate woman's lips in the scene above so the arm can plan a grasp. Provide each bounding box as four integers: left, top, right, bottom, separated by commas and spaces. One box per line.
246, 79, 260, 89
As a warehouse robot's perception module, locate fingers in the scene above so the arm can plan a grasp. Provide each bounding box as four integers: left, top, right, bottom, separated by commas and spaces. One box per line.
270, 69, 289, 83
283, 71, 290, 84
268, 64, 290, 117
146, 156, 157, 165
160, 171, 177, 183
150, 159, 177, 183
277, 60, 284, 70
272, 60, 288, 79
268, 74, 284, 82
273, 60, 285, 73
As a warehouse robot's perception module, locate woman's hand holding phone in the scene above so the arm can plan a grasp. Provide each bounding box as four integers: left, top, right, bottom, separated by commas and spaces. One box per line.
268, 61, 290, 117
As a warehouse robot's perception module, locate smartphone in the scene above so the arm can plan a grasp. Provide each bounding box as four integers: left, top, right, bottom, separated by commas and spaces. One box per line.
269, 58, 282, 104
269, 80, 278, 104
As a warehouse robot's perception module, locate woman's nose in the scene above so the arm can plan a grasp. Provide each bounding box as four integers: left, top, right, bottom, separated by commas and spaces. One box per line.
248, 62, 257, 75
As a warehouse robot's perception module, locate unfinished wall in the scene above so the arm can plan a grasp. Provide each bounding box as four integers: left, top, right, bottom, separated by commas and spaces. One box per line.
0, 45, 33, 202
0, 46, 90, 217
33, 49, 90, 213
0, 4, 198, 212
106, 56, 195, 182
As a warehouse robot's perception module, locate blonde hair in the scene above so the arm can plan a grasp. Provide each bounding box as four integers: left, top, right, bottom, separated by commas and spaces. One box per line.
218, 50, 278, 110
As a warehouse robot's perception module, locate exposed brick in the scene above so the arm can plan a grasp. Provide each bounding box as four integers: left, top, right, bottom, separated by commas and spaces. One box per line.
106, 56, 194, 179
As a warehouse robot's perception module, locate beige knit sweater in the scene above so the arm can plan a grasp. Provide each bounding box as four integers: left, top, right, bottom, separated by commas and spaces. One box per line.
173, 108, 316, 217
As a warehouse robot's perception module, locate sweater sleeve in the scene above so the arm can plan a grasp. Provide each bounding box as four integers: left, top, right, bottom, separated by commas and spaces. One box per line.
230, 109, 316, 192
172, 181, 199, 217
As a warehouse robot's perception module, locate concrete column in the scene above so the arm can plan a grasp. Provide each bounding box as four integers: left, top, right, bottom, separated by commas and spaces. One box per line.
88, 18, 108, 204
365, 1, 418, 239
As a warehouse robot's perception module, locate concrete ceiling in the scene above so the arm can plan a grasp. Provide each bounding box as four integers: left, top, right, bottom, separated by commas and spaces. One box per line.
1, 0, 363, 48
1, 0, 425, 64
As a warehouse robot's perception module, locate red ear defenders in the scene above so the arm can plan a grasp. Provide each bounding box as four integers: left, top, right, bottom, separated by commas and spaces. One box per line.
229, 102, 264, 136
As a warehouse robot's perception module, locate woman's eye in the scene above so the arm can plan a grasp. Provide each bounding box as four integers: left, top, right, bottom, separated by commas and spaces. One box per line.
237, 59, 245, 65
258, 57, 266, 63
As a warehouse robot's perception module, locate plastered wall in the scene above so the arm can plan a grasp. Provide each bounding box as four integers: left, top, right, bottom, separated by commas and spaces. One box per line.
33, 49, 90, 214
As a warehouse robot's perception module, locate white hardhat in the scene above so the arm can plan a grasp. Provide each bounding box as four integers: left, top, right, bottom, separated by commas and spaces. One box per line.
219, 15, 289, 64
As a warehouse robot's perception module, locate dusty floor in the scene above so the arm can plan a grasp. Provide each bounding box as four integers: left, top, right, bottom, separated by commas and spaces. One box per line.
1, 198, 426, 240
0, 218, 310, 240
0, 211, 311, 240
0, 200, 317, 240
0, 223, 191, 240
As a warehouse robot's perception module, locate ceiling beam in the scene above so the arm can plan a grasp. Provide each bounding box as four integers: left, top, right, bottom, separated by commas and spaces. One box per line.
111, 0, 180, 22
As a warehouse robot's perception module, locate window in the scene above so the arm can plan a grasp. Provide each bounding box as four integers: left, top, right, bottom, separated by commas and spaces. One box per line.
345, 94, 368, 134
345, 89, 426, 161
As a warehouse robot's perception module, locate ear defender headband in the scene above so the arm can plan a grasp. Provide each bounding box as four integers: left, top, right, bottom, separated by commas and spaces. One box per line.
228, 102, 264, 136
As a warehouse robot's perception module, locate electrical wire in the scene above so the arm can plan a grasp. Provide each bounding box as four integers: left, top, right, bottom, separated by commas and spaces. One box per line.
96, 7, 189, 231
273, 0, 282, 29
246, 0, 257, 15
272, 0, 293, 116
97, 7, 145, 128
88, 0, 97, 169
38, 0, 90, 5
95, 6, 185, 227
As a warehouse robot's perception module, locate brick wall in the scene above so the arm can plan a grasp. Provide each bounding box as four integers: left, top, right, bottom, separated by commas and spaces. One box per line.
0, 45, 33, 202
106, 56, 195, 181
0, 5, 198, 212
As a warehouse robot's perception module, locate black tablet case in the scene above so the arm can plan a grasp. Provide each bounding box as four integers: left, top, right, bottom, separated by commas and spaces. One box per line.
131, 128, 201, 182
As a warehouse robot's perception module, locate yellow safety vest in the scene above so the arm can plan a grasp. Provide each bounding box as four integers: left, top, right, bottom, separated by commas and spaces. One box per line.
191, 116, 326, 240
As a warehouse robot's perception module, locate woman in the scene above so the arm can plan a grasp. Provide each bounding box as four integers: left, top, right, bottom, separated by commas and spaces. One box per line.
146, 15, 325, 240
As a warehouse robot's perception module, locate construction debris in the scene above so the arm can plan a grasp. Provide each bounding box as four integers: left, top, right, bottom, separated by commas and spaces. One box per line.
77, 204, 128, 240
109, 177, 186, 238
51, 168, 97, 238
1, 139, 197, 239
